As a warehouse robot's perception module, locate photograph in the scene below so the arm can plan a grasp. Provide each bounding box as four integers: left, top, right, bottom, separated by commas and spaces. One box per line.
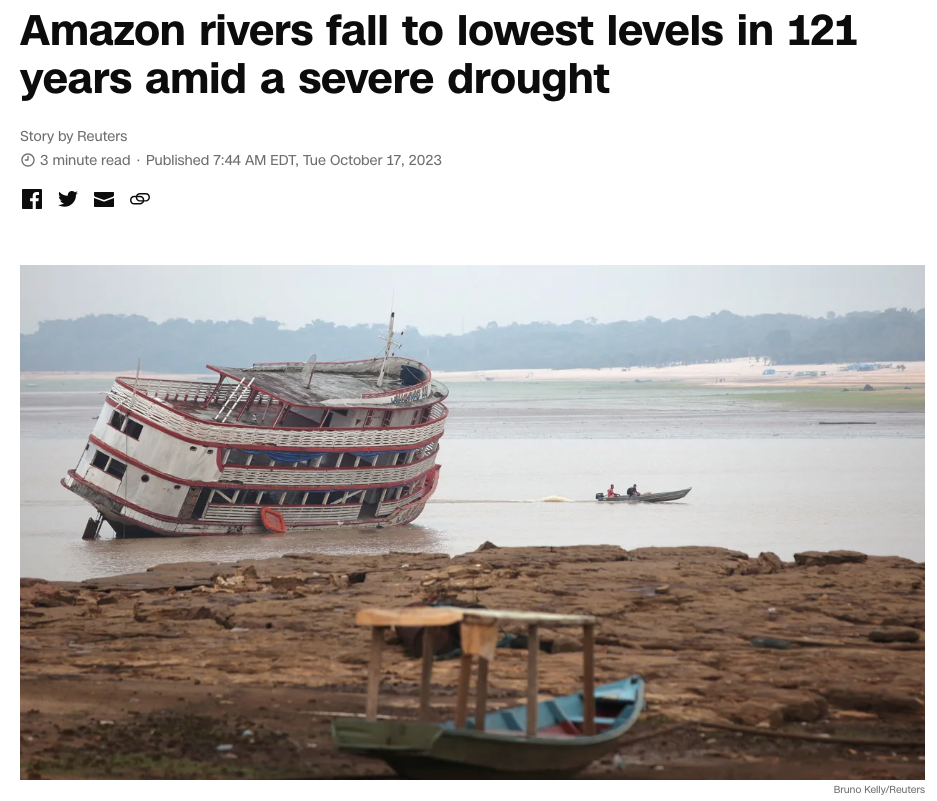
19, 265, 924, 781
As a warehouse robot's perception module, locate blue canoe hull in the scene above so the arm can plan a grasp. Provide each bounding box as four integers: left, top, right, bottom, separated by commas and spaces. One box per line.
333, 675, 646, 778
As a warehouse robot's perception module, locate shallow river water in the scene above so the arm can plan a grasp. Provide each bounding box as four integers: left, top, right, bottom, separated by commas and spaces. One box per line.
20, 382, 924, 581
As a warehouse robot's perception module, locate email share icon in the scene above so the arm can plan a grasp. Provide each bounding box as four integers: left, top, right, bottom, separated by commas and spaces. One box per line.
94, 192, 115, 208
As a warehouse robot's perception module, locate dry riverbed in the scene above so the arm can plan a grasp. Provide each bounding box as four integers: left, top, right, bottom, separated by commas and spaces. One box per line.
21, 544, 924, 779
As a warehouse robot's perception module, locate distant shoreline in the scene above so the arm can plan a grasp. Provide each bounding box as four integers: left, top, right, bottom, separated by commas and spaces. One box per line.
435, 358, 924, 388
20, 358, 924, 389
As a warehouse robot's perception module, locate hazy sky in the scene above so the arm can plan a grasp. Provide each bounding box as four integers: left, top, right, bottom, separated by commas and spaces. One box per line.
20, 265, 924, 335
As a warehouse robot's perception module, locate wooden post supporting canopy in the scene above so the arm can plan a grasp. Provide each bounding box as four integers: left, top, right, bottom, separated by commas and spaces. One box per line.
366, 626, 387, 720
474, 657, 489, 731
454, 653, 473, 729
526, 624, 540, 736
419, 628, 434, 722
582, 623, 596, 736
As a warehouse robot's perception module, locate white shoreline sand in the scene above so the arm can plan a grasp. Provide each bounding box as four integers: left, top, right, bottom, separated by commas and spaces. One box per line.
436, 358, 925, 388
21, 359, 924, 389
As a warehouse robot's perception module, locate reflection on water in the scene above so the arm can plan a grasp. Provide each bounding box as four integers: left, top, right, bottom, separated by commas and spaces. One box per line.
27, 524, 446, 583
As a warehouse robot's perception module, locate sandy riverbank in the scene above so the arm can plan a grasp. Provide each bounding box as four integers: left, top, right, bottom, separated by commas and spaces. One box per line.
21, 359, 924, 390
437, 359, 924, 388
21, 545, 923, 779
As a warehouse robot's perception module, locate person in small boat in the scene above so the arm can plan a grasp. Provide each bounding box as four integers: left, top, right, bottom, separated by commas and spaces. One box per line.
627, 484, 641, 497
607, 484, 619, 498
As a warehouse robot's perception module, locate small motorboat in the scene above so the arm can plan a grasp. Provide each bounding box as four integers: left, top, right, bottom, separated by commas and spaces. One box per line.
596, 488, 691, 503
333, 676, 645, 779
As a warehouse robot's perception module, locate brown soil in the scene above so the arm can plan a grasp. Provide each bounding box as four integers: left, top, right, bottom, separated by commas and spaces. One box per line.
21, 545, 924, 779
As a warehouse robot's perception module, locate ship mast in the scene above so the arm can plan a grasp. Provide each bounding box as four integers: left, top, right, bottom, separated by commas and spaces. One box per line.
377, 311, 401, 387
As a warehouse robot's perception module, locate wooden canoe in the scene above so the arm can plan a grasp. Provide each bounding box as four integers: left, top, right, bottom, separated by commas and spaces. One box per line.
597, 488, 691, 503
332, 676, 645, 779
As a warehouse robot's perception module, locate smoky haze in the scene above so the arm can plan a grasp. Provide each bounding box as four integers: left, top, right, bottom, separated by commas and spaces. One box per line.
19, 265, 924, 335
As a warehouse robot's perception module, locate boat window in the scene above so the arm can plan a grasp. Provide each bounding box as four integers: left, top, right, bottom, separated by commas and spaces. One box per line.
105, 458, 127, 480
108, 409, 143, 440
381, 411, 393, 427
91, 450, 109, 470
124, 419, 144, 439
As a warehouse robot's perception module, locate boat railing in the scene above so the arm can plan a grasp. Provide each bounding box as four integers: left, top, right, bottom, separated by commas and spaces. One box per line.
222, 451, 438, 488
120, 363, 441, 407
114, 377, 227, 405
114, 377, 270, 409
201, 504, 362, 525
108, 381, 449, 449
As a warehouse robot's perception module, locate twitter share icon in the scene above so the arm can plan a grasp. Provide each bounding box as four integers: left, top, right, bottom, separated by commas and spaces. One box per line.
59, 191, 77, 207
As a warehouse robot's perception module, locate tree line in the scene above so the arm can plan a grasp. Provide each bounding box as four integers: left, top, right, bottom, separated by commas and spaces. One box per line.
20, 308, 924, 373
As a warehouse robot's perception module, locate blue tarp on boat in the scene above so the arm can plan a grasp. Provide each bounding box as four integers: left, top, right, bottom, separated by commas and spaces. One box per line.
243, 450, 324, 463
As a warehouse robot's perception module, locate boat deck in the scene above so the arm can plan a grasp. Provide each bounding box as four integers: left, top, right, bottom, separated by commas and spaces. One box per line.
213, 365, 409, 406
112, 362, 449, 427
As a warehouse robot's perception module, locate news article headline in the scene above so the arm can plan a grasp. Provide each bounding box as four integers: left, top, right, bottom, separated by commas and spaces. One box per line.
20, 13, 858, 102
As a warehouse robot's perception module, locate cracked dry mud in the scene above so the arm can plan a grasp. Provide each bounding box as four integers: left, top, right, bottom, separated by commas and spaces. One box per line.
21, 544, 924, 779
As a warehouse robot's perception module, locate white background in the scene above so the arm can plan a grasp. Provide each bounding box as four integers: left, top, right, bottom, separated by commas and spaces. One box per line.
8, 0, 931, 794
7, 0, 933, 265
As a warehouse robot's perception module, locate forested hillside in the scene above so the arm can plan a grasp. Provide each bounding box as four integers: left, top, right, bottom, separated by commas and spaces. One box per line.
20, 308, 924, 372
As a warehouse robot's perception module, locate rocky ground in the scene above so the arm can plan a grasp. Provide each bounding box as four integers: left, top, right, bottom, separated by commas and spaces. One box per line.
21, 544, 924, 779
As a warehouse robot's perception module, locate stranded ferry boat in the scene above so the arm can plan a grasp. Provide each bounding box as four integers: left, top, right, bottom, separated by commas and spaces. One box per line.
63, 316, 447, 538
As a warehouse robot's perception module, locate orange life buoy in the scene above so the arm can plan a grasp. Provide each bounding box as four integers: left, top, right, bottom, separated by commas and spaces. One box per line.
260, 507, 287, 534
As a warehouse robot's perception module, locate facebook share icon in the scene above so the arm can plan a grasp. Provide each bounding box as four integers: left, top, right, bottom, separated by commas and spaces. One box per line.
22, 189, 42, 209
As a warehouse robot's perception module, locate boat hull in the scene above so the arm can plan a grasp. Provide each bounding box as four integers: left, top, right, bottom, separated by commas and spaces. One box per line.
333, 676, 645, 778
597, 487, 691, 503
63, 465, 439, 538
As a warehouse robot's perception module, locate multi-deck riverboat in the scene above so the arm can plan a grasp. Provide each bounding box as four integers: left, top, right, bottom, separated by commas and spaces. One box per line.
63, 316, 447, 538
